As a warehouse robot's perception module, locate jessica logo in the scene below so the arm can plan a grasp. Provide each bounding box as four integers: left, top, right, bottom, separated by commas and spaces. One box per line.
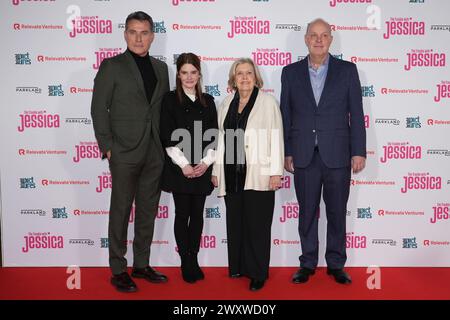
18, 111, 60, 132
251, 48, 292, 66
228, 17, 270, 39
346, 232, 367, 249
380, 143, 422, 163
69, 17, 112, 38
383, 18, 425, 39
93, 49, 121, 69
280, 203, 298, 223
434, 81, 450, 102
329, 0, 371, 7
430, 205, 449, 224
401, 173, 442, 193
200, 235, 216, 249
73, 143, 101, 163
22, 233, 64, 253
96, 173, 112, 193
404, 50, 446, 71
157, 205, 169, 219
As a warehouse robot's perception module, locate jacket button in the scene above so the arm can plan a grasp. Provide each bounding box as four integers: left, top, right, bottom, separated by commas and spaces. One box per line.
245, 145, 248, 148
312, 130, 316, 133
185, 108, 189, 112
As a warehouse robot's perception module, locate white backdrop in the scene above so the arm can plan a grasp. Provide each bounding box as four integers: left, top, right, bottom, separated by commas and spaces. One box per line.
1, 0, 449, 267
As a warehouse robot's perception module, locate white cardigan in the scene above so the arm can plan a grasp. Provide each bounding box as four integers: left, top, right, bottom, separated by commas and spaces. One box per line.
212, 90, 284, 197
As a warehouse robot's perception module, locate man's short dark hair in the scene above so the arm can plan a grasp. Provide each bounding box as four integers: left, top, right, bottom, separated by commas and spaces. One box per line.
125, 11, 154, 32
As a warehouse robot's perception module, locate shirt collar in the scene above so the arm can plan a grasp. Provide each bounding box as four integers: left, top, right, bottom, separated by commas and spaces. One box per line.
308, 54, 330, 70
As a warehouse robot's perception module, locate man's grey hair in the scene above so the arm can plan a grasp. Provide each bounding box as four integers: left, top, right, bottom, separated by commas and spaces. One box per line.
306, 18, 332, 34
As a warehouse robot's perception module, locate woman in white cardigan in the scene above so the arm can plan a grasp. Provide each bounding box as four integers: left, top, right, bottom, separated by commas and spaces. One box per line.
211, 58, 284, 291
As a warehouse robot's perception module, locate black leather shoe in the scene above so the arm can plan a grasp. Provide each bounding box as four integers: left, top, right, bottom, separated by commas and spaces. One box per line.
327, 268, 352, 284
131, 266, 168, 283
249, 279, 265, 291
292, 267, 315, 284
229, 273, 243, 278
111, 272, 137, 293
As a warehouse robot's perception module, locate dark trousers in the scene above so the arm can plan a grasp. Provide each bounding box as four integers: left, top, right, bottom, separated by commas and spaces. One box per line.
172, 193, 207, 255
224, 190, 275, 281
108, 137, 163, 275
293, 149, 351, 270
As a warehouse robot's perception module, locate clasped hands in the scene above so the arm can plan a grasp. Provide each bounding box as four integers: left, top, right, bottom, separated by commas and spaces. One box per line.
182, 162, 208, 179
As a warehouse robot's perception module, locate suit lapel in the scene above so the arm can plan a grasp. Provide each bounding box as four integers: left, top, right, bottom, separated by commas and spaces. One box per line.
149, 57, 161, 107
298, 59, 318, 109
124, 51, 147, 100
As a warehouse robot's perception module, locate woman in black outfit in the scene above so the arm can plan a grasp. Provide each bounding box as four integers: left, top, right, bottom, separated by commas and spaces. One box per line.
160, 53, 218, 283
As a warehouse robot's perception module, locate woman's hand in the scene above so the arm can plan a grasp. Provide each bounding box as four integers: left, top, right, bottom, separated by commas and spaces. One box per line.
193, 162, 209, 177
269, 175, 282, 191
211, 175, 218, 187
182, 164, 195, 178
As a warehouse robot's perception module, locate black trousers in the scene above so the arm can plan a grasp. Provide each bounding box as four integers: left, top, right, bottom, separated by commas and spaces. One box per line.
172, 193, 207, 255
108, 136, 163, 275
224, 190, 275, 281
293, 149, 351, 270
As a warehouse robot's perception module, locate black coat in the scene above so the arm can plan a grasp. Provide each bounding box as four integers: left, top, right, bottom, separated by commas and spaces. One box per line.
160, 91, 218, 195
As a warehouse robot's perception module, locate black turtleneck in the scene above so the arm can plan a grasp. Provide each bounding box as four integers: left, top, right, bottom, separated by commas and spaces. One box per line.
128, 49, 157, 104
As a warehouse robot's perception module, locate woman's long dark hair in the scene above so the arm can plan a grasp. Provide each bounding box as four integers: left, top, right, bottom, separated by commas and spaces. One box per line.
175, 52, 207, 107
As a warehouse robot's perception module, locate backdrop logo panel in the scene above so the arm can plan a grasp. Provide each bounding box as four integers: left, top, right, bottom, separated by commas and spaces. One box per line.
1, 0, 449, 267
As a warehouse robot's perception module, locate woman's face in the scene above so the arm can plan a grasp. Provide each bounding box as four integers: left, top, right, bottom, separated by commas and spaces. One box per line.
235, 62, 256, 93
178, 63, 200, 92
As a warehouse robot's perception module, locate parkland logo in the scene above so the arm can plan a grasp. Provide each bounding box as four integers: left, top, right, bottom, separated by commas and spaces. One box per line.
228, 16, 270, 39
401, 172, 442, 193
383, 18, 425, 39
380, 142, 422, 164
251, 48, 292, 66
404, 49, 446, 71
69, 16, 112, 38
18, 111, 60, 132
22, 232, 64, 253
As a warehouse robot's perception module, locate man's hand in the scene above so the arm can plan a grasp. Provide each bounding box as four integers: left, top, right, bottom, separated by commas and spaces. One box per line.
351, 156, 366, 174
182, 165, 195, 178
284, 156, 294, 173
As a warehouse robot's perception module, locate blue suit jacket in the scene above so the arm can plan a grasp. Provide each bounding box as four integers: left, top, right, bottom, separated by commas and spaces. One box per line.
280, 55, 366, 169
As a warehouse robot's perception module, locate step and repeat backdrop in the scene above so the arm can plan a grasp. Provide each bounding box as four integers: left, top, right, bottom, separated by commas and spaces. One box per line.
0, 0, 449, 267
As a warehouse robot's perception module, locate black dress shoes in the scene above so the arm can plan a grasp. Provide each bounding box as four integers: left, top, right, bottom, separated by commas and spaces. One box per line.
249, 279, 265, 291
131, 266, 168, 283
327, 268, 352, 284
292, 267, 315, 284
111, 272, 137, 293
229, 273, 243, 278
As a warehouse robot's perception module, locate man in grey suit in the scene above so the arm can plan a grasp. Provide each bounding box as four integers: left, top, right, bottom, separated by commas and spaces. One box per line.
91, 11, 169, 292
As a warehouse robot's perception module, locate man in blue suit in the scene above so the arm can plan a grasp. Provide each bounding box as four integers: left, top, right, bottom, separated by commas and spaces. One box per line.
280, 18, 366, 284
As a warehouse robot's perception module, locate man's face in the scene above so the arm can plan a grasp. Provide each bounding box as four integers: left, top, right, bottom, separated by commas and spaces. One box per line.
305, 21, 333, 57
124, 19, 154, 57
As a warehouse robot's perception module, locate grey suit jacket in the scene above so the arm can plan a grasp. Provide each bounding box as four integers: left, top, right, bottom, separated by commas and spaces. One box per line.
91, 50, 169, 164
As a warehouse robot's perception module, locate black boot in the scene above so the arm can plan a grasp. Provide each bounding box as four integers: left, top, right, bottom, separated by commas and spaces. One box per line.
190, 251, 204, 281
180, 253, 196, 284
